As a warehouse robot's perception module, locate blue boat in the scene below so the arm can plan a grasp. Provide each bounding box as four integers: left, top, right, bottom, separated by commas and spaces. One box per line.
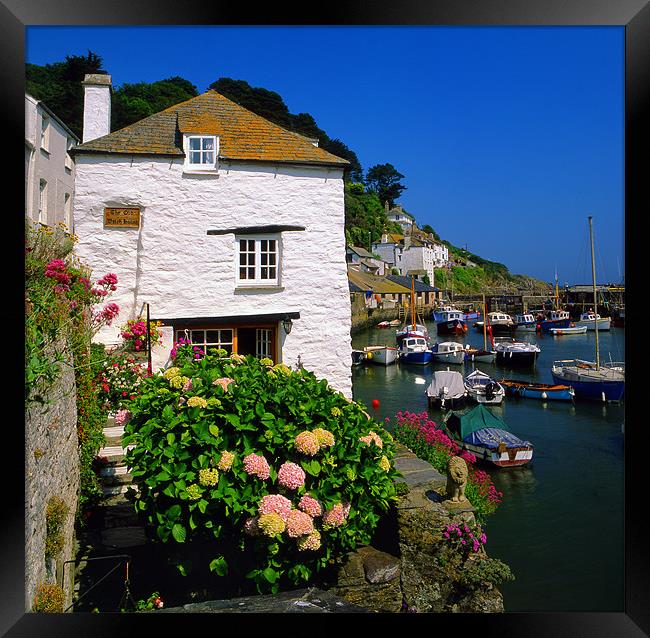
535, 310, 571, 333
551, 360, 624, 402
398, 336, 433, 365
433, 306, 468, 335
500, 379, 575, 401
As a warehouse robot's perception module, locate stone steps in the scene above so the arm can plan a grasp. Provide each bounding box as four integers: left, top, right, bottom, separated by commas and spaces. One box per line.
97, 415, 134, 497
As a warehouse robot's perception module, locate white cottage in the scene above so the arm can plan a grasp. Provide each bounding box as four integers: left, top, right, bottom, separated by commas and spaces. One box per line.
71, 75, 353, 396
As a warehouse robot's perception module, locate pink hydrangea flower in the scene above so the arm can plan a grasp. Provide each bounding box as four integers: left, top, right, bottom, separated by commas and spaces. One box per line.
285, 509, 315, 538
183, 378, 193, 392
114, 409, 131, 427
297, 530, 321, 551
298, 495, 323, 518
212, 377, 235, 392
217, 450, 234, 471
295, 431, 320, 456
323, 502, 349, 528
243, 453, 270, 480
360, 430, 383, 449
258, 494, 293, 521
277, 462, 306, 490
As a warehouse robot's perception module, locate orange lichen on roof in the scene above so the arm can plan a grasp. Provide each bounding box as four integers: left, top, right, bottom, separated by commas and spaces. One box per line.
73, 90, 349, 167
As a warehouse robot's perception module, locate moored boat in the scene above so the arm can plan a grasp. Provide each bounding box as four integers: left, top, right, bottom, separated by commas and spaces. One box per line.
513, 313, 537, 332
550, 217, 625, 402
442, 404, 534, 468
494, 339, 540, 367
352, 349, 366, 366
430, 341, 466, 365
433, 307, 468, 335
363, 345, 399, 366
464, 369, 505, 405
426, 370, 467, 410
576, 312, 611, 331
398, 336, 433, 365
549, 324, 588, 335
499, 379, 575, 401
464, 346, 496, 364
535, 309, 571, 333
474, 312, 516, 336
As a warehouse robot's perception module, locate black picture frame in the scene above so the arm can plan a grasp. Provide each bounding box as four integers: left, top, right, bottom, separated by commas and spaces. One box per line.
6, 1, 645, 635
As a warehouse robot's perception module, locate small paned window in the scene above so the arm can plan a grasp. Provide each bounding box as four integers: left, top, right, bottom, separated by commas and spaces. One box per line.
184, 135, 218, 171
40, 115, 50, 151
38, 179, 48, 224
236, 236, 279, 286
176, 328, 233, 355
64, 193, 72, 229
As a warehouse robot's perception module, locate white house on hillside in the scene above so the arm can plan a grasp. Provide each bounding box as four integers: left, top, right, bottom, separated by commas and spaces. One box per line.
71, 74, 353, 396
25, 93, 78, 229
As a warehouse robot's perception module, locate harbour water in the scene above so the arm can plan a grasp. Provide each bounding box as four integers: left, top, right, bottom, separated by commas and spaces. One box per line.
351, 318, 625, 612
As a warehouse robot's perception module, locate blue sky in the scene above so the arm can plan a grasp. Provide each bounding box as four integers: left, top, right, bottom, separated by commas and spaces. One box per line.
26, 26, 624, 284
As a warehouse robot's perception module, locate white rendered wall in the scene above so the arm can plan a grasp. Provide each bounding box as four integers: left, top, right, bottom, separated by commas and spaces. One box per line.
73, 155, 353, 396
82, 86, 111, 143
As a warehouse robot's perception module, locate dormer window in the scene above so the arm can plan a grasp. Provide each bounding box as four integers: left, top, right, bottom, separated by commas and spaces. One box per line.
184, 135, 218, 172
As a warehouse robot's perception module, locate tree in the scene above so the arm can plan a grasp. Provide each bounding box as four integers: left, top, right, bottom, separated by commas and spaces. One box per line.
321, 139, 363, 182
26, 51, 106, 139
365, 163, 407, 207
111, 77, 198, 131
421, 224, 441, 241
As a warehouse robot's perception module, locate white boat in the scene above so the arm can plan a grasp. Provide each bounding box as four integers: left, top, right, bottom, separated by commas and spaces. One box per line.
363, 345, 398, 366
475, 312, 516, 336
398, 336, 433, 365
396, 277, 430, 344
464, 369, 505, 405
430, 341, 466, 365
576, 312, 611, 331
426, 370, 468, 410
549, 325, 588, 335
514, 313, 537, 332
465, 293, 497, 363
494, 339, 541, 367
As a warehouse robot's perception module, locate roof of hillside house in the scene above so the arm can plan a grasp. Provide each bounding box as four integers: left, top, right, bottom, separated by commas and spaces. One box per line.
347, 245, 375, 259
386, 274, 439, 292
71, 90, 349, 167
348, 267, 412, 294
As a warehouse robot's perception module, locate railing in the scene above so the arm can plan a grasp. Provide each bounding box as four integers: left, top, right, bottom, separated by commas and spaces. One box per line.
62, 554, 135, 612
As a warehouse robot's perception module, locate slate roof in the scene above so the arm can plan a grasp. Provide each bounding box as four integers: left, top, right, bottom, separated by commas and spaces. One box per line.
71, 90, 349, 167
348, 267, 412, 294
347, 245, 375, 259
386, 274, 439, 292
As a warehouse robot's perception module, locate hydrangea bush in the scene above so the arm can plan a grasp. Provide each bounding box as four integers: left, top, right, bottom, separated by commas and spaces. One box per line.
122, 345, 399, 593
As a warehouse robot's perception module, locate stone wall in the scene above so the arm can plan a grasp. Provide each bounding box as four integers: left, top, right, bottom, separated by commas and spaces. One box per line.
25, 340, 79, 611
331, 444, 505, 613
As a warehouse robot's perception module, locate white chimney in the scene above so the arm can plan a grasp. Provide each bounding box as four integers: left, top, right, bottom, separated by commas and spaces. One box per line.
82, 74, 112, 143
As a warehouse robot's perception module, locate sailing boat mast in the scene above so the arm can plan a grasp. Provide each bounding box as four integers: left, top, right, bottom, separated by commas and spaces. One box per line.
554, 265, 559, 310
589, 216, 600, 369
411, 276, 416, 332
482, 293, 488, 350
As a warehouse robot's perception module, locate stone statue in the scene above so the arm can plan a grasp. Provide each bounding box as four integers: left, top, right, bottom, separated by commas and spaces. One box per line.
445, 456, 469, 503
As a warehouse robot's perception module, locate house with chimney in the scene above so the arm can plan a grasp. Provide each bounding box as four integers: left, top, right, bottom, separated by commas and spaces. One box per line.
25, 93, 78, 228
71, 74, 354, 396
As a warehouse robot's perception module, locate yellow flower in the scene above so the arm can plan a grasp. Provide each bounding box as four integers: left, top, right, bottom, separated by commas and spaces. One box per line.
258, 513, 286, 537
186, 484, 202, 500
187, 396, 208, 408
379, 456, 391, 472
198, 468, 219, 487
163, 367, 180, 379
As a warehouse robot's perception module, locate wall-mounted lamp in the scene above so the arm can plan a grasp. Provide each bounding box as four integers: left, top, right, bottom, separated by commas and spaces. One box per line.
282, 317, 293, 335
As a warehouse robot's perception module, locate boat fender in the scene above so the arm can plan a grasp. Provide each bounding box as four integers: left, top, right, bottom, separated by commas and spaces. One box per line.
366, 352, 374, 360
601, 391, 606, 402
541, 391, 547, 399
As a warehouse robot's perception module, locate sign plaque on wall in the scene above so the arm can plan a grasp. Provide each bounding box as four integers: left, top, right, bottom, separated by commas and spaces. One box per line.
104, 207, 141, 229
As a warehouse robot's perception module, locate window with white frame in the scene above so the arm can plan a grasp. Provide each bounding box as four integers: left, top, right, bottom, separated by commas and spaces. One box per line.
176, 328, 234, 355
65, 138, 74, 170
236, 235, 280, 286
40, 115, 50, 151
38, 179, 48, 224
184, 135, 218, 171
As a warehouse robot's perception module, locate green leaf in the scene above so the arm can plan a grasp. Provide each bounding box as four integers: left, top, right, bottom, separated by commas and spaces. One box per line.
209, 424, 220, 438
209, 556, 228, 576
176, 559, 192, 576
172, 523, 186, 543
167, 504, 182, 520
167, 432, 176, 445
263, 567, 279, 583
